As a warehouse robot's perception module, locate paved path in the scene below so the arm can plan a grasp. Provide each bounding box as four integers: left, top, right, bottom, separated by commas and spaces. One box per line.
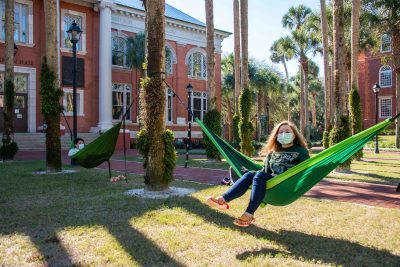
15, 150, 400, 209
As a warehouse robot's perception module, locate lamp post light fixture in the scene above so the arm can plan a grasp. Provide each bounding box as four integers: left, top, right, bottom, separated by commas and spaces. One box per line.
185, 83, 193, 168
372, 83, 381, 154
67, 20, 82, 141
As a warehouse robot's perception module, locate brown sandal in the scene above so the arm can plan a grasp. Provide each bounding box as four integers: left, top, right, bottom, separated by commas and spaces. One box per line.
233, 214, 255, 227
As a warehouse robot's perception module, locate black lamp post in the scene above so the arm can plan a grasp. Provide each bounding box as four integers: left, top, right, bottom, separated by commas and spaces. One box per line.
13, 43, 18, 56
67, 21, 82, 141
185, 83, 193, 168
372, 83, 381, 154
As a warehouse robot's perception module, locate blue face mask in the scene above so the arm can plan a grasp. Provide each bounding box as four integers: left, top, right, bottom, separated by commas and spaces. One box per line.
78, 143, 85, 150
277, 133, 294, 145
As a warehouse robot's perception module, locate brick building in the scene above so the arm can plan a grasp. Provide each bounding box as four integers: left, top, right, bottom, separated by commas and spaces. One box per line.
0, 0, 230, 140
359, 33, 397, 129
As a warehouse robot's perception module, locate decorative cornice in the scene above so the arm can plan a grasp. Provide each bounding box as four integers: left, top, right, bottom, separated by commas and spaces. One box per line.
94, 0, 116, 12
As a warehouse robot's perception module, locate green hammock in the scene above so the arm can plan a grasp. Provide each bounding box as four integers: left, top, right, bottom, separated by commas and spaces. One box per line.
196, 114, 399, 206
70, 122, 121, 169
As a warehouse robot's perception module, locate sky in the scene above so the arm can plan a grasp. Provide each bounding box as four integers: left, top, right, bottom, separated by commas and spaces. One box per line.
166, 0, 323, 77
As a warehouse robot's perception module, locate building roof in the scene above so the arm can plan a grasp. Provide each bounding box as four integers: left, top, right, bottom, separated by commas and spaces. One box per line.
115, 0, 206, 27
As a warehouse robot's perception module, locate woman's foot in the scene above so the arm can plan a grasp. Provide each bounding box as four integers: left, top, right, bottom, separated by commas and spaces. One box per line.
206, 196, 230, 210
233, 213, 255, 227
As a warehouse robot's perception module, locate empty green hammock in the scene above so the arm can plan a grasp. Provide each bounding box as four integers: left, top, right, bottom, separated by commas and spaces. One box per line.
196, 113, 399, 206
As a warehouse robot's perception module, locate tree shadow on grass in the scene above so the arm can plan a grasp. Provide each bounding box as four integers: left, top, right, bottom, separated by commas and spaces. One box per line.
1, 163, 399, 266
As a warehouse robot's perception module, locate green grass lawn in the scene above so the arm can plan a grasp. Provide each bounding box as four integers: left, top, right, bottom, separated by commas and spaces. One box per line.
0, 161, 399, 266
365, 135, 397, 149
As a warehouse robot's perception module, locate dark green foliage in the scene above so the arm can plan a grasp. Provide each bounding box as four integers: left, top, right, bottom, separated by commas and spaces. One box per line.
162, 130, 177, 183
0, 141, 18, 160
349, 87, 363, 159
40, 58, 63, 117
233, 113, 240, 144
239, 88, 255, 156
203, 109, 222, 160
127, 32, 145, 69
329, 116, 351, 169
322, 130, 330, 149
137, 129, 150, 170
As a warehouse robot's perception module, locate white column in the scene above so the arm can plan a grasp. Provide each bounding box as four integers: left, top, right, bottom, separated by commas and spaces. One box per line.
97, 0, 114, 131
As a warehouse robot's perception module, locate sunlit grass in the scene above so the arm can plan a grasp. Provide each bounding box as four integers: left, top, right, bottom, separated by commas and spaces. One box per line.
0, 161, 399, 266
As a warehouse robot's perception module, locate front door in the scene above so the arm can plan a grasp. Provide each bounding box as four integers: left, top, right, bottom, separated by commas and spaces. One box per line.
0, 73, 29, 133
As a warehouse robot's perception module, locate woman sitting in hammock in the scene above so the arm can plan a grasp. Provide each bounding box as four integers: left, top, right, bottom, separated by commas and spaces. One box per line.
206, 121, 309, 227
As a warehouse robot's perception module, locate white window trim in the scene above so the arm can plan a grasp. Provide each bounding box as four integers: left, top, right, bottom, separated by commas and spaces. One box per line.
191, 91, 207, 121
165, 43, 177, 76
166, 88, 173, 124
379, 65, 392, 88
112, 30, 129, 69
112, 83, 132, 122
185, 47, 207, 80
0, 0, 34, 45
60, 9, 87, 54
379, 96, 392, 119
380, 34, 392, 53
63, 88, 84, 116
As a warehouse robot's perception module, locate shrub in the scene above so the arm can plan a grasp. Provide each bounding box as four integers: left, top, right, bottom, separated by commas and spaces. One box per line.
203, 109, 222, 160
233, 113, 240, 144
0, 141, 18, 161
329, 116, 351, 170
349, 87, 363, 159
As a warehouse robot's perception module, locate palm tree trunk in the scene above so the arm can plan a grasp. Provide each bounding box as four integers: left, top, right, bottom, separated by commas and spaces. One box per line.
299, 66, 305, 134
282, 57, 291, 121
3, 0, 15, 147
144, 0, 167, 190
226, 96, 233, 142
233, 0, 240, 113
320, 0, 331, 130
240, 0, 249, 89
206, 0, 216, 110
392, 29, 400, 148
44, 0, 62, 172
302, 59, 310, 142
312, 93, 317, 128
351, 0, 360, 90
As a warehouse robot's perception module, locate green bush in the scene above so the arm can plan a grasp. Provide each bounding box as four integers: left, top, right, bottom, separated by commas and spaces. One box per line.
380, 129, 396, 136
349, 87, 363, 159
203, 109, 222, 160
233, 113, 240, 144
239, 88, 254, 156
329, 116, 351, 170
0, 141, 18, 161
322, 130, 330, 149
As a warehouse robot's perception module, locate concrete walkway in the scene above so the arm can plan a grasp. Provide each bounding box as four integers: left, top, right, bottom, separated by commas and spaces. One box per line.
14, 150, 400, 209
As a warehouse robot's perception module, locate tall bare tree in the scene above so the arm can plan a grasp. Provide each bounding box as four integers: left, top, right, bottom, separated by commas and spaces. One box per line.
240, 0, 249, 90
142, 0, 168, 190
233, 0, 240, 112
205, 0, 216, 110
43, 0, 62, 171
320, 0, 332, 133
350, 0, 360, 90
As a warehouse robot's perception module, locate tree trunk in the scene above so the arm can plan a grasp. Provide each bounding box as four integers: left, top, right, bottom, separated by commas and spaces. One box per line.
299, 66, 305, 134
320, 0, 331, 130
206, 0, 216, 110
226, 96, 233, 142
44, 0, 62, 172
257, 89, 264, 140
392, 29, 400, 148
3, 0, 15, 147
233, 0, 240, 113
333, 0, 347, 121
312, 93, 317, 128
301, 58, 310, 142
144, 0, 167, 190
282, 59, 289, 83
351, 0, 360, 91
240, 0, 249, 89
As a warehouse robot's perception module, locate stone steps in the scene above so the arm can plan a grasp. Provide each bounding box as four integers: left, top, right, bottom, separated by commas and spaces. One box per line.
11, 133, 100, 151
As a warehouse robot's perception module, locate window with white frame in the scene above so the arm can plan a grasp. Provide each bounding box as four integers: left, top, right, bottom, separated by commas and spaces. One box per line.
61, 9, 86, 52
166, 88, 173, 123
379, 97, 392, 118
381, 34, 392, 53
165, 47, 173, 75
63, 89, 84, 116
191, 91, 207, 121
112, 35, 128, 67
187, 52, 206, 79
112, 84, 131, 121
379, 65, 392, 88
0, 0, 31, 43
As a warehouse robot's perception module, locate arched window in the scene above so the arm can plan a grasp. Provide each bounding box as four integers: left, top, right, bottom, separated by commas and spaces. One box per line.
379, 66, 392, 88
381, 34, 392, 53
165, 47, 173, 75
187, 51, 207, 79
112, 35, 128, 67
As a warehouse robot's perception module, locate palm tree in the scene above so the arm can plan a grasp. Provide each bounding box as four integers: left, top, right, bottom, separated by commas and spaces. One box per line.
282, 5, 313, 30
221, 54, 235, 141
2, 0, 15, 157
142, 0, 169, 190
240, 0, 249, 89
233, 0, 240, 113
364, 0, 400, 148
270, 37, 293, 83
351, 0, 361, 90
43, 0, 62, 172
205, 0, 216, 110
319, 0, 332, 136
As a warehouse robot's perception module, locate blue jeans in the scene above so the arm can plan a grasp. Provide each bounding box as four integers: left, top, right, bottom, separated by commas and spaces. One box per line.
222, 171, 272, 215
